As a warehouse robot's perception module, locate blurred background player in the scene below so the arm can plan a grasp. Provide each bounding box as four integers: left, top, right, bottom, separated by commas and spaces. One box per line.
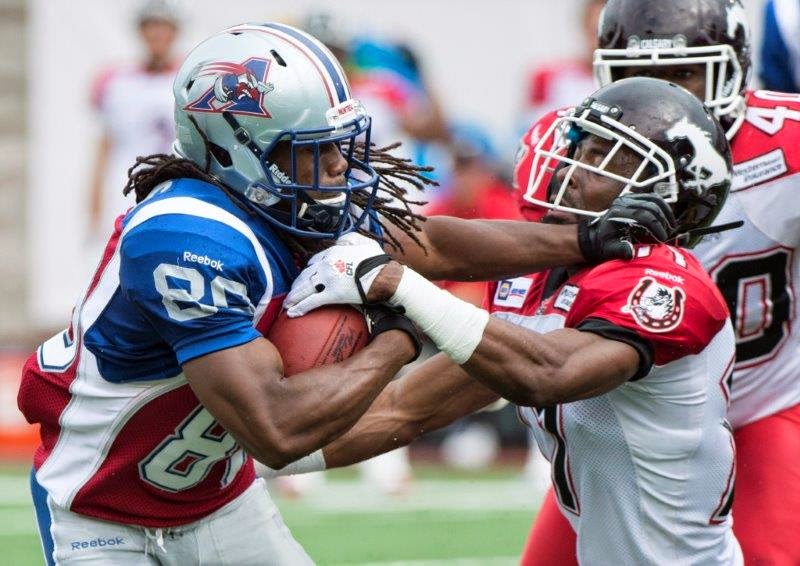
303, 12, 451, 202
518, 0, 605, 129
521, 1, 800, 564
760, 0, 800, 92
423, 123, 520, 222
87, 0, 180, 252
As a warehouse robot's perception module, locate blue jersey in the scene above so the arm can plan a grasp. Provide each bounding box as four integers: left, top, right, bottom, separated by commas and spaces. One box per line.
97, 178, 298, 380
19, 178, 301, 526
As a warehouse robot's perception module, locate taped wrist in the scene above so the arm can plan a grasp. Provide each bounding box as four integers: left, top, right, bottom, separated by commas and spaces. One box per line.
388, 267, 490, 364
365, 306, 424, 362
259, 449, 326, 479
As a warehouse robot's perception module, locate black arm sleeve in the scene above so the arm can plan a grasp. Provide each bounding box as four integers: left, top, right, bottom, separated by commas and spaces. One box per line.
577, 317, 654, 381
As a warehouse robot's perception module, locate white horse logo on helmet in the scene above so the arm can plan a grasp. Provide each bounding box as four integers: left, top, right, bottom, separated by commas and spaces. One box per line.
666, 117, 729, 193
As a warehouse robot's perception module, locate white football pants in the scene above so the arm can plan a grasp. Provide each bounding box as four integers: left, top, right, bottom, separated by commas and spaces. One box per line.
33, 477, 314, 565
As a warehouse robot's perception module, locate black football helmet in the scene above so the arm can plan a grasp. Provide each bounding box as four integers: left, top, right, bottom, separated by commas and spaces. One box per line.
522, 77, 732, 248
594, 0, 752, 137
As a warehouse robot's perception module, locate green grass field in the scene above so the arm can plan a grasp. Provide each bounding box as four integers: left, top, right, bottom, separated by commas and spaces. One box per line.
0, 465, 538, 565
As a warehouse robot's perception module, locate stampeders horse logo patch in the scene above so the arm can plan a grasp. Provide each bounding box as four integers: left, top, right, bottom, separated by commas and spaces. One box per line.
622, 276, 686, 333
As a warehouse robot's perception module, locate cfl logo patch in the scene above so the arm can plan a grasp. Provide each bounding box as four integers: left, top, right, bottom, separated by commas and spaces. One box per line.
333, 260, 354, 277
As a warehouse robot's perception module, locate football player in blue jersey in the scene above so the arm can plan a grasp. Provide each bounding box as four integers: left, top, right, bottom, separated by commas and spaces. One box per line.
20, 23, 673, 565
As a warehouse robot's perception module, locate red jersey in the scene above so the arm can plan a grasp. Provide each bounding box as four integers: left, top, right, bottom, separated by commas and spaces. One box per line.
515, 89, 800, 428
486, 245, 729, 365
485, 245, 738, 563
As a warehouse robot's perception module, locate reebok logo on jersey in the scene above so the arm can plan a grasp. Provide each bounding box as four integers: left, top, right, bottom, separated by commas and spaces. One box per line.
70, 537, 126, 551
494, 277, 533, 308
644, 268, 685, 284
183, 251, 224, 272
733, 148, 788, 190
622, 276, 686, 333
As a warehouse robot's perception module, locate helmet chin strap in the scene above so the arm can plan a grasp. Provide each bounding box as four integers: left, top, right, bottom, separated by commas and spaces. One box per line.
675, 220, 744, 245
222, 111, 263, 158
265, 198, 348, 234
296, 191, 348, 233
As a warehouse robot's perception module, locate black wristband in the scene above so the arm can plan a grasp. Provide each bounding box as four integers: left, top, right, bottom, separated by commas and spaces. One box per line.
355, 254, 392, 305
365, 306, 423, 362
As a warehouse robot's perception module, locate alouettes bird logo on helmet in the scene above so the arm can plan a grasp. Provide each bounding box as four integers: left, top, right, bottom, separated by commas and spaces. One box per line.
623, 276, 686, 333
185, 57, 275, 117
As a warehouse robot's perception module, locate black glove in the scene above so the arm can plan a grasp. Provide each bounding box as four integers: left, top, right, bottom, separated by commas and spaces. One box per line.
578, 193, 677, 263
364, 305, 424, 362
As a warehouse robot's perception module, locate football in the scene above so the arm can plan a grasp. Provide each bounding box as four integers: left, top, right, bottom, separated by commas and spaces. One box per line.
266, 305, 370, 376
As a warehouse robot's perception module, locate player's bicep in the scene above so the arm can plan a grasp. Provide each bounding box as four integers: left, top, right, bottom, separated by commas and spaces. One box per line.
183, 337, 282, 405
183, 337, 284, 457
548, 328, 644, 402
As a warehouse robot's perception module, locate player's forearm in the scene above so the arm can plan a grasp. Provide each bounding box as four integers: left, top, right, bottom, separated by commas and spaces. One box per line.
394, 216, 583, 281
188, 333, 414, 469
323, 354, 500, 468
369, 265, 635, 407
322, 390, 417, 468
462, 321, 595, 407
266, 331, 414, 464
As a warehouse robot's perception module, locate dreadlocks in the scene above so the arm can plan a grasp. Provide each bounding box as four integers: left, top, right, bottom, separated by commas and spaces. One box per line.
352, 141, 431, 252
123, 140, 436, 263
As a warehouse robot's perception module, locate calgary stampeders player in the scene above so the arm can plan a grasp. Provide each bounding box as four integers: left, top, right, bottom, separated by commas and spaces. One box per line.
519, 1, 800, 564
282, 77, 741, 564
514, 76, 741, 566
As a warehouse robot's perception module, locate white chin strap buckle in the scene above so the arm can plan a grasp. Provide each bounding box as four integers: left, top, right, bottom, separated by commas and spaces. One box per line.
245, 185, 273, 205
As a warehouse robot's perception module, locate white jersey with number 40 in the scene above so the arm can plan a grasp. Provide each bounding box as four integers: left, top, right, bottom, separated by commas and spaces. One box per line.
693, 89, 800, 428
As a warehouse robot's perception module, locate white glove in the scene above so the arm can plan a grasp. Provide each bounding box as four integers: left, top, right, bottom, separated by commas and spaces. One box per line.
284, 232, 390, 317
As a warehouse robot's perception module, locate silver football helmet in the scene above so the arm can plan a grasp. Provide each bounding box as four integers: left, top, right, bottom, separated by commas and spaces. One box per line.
173, 22, 380, 238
